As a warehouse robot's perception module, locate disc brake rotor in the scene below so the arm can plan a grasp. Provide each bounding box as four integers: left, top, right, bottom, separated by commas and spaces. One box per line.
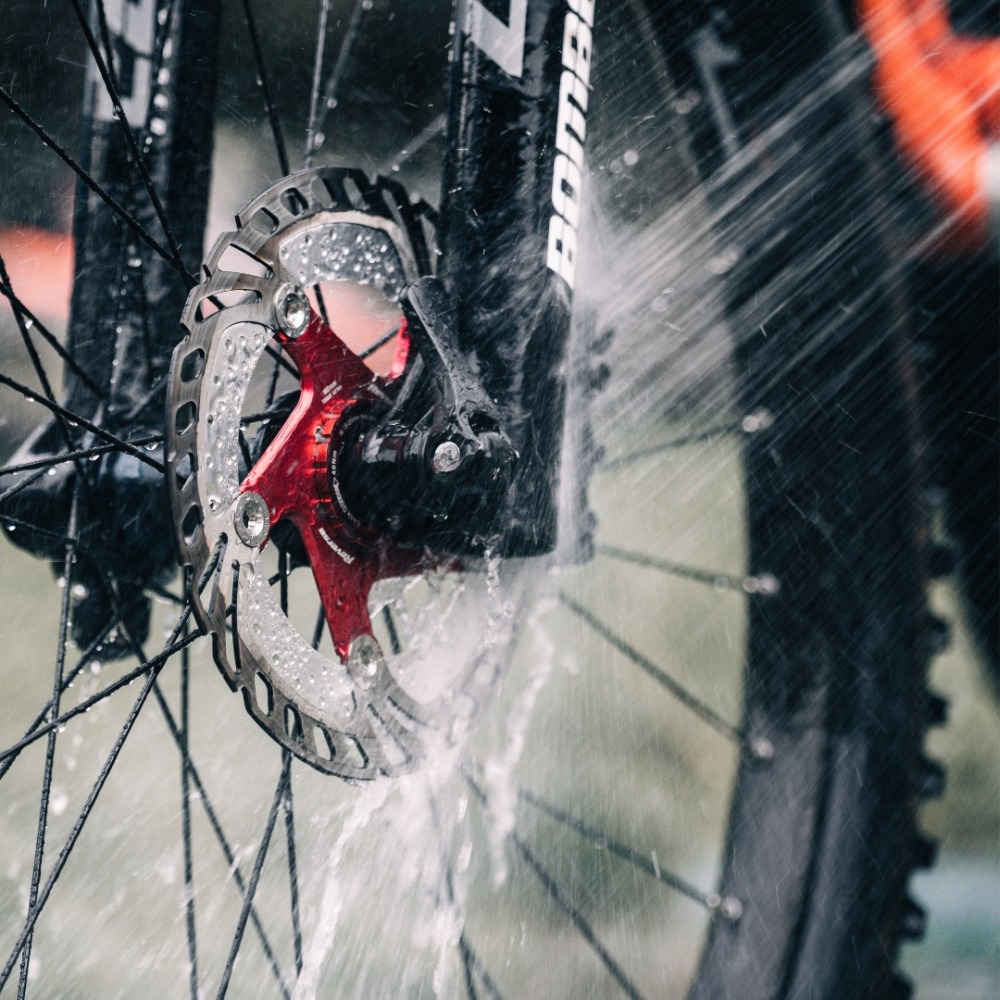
167, 168, 501, 778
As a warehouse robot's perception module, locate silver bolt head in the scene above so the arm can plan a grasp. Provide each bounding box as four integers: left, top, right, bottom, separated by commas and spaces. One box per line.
432, 440, 462, 474
347, 633, 384, 690
234, 491, 270, 547
275, 284, 310, 338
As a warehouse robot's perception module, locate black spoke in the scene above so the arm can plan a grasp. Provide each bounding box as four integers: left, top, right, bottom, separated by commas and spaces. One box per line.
282, 754, 303, 975
0, 512, 74, 547
216, 756, 291, 1000
516, 783, 741, 918
149, 684, 291, 1000
70, 0, 192, 283
180, 633, 199, 1000
0, 623, 116, 784
465, 775, 647, 1000
304, 0, 370, 168
358, 323, 401, 360
597, 545, 780, 596
598, 424, 738, 470
390, 113, 446, 172
0, 261, 106, 400
426, 791, 505, 1000
304, 0, 333, 168
313, 284, 331, 326
240, 0, 290, 175
558, 592, 741, 742
279, 548, 290, 615
0, 86, 186, 277
0, 609, 192, 992
0, 252, 83, 460
17, 486, 80, 998
0, 435, 164, 480
311, 605, 326, 650
0, 632, 200, 768
382, 605, 402, 656
0, 371, 165, 472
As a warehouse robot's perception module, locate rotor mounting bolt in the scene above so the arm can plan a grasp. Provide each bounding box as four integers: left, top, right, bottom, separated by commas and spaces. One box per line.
347, 634, 384, 690
275, 284, 310, 338
234, 491, 270, 547
432, 440, 461, 474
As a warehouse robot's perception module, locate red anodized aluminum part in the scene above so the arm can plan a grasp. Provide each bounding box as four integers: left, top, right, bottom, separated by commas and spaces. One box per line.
860, 0, 1000, 251
239, 304, 423, 663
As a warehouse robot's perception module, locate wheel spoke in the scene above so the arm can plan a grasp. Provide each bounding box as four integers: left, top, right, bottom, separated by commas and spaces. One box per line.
150, 681, 291, 1000
281, 754, 303, 976
597, 424, 738, 470
239, 0, 290, 176
558, 592, 741, 742
515, 782, 741, 919
0, 609, 192, 992
0, 623, 117, 784
0, 632, 200, 768
216, 756, 292, 1000
304, 0, 333, 169
597, 545, 779, 596
389, 114, 446, 173
0, 435, 164, 480
69, 0, 192, 284
0, 258, 106, 400
180, 635, 200, 1000
303, 0, 370, 169
0, 86, 185, 276
0, 371, 165, 472
464, 774, 648, 1000
17, 486, 80, 998
358, 323, 402, 360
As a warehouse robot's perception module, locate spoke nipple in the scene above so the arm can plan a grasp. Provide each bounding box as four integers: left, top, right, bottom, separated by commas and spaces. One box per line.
748, 735, 775, 762
741, 408, 774, 434
718, 896, 743, 921
743, 573, 781, 596
275, 284, 311, 338
433, 440, 462, 474
234, 491, 270, 547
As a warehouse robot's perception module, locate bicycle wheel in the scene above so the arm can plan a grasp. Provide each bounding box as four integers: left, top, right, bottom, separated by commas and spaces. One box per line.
0, 2, 939, 998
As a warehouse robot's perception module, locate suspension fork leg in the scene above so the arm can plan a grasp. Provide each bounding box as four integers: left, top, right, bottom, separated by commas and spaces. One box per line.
439, 0, 594, 556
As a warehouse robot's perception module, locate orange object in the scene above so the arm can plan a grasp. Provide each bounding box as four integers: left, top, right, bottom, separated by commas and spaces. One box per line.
859, 0, 999, 251
0, 226, 74, 324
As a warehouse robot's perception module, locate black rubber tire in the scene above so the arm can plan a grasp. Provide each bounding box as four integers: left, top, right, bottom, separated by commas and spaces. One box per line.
630, 3, 935, 996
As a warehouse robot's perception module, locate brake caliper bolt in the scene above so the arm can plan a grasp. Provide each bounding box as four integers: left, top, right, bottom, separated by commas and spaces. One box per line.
276, 284, 310, 338
234, 491, 270, 547
432, 440, 461, 474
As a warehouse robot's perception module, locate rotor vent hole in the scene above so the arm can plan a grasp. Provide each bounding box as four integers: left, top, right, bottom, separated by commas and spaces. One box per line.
341, 175, 369, 211
250, 207, 278, 235
181, 504, 201, 546
368, 710, 409, 768
284, 704, 302, 742
254, 672, 274, 716
310, 174, 334, 209
174, 401, 197, 436
312, 725, 334, 760
218, 245, 272, 279
281, 188, 308, 217
174, 452, 196, 494
195, 289, 261, 323
345, 737, 368, 770
179, 348, 205, 382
